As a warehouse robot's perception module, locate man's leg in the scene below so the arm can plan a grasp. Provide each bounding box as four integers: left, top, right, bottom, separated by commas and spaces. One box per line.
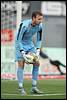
17, 60, 24, 88
32, 61, 39, 87
28, 47, 43, 94
31, 61, 43, 94
16, 60, 27, 95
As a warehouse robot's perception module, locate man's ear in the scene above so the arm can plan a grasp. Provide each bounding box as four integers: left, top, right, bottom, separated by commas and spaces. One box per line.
33, 17, 36, 21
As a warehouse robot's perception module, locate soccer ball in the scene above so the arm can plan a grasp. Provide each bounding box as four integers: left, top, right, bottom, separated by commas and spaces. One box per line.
25, 53, 34, 63
25, 52, 39, 64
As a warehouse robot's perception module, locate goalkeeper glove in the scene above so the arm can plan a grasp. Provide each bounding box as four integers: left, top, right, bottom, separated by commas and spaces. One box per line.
36, 49, 40, 59
21, 50, 29, 63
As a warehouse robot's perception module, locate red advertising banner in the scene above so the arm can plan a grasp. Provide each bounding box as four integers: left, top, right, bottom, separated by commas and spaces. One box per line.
1, 29, 14, 44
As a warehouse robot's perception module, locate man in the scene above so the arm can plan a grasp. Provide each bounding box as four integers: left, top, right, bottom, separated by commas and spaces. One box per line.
15, 11, 43, 95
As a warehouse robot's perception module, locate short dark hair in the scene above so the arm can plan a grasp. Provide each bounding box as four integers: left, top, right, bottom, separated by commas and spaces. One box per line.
32, 11, 43, 19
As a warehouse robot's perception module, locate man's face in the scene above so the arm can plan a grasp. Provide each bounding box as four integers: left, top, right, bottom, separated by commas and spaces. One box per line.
35, 15, 43, 25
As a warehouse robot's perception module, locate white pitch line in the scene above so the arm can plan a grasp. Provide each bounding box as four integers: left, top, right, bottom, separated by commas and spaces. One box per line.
1, 93, 66, 96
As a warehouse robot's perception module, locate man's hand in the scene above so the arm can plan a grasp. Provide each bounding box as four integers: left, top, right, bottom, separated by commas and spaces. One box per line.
36, 49, 40, 59
21, 50, 30, 64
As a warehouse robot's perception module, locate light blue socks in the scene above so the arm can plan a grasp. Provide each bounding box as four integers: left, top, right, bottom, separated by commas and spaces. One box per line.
32, 66, 39, 87
17, 67, 24, 88
17, 66, 39, 88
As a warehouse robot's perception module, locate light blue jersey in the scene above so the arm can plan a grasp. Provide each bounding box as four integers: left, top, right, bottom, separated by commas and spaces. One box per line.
15, 19, 42, 61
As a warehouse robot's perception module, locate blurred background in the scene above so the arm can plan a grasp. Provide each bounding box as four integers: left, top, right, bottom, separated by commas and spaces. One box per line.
1, 1, 66, 80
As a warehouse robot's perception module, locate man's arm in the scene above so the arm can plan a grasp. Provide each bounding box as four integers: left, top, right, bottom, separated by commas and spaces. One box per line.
35, 25, 42, 58
17, 23, 27, 51
36, 29, 42, 49
36, 23, 42, 49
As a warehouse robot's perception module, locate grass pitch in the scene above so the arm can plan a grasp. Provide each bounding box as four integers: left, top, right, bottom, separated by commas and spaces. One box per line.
1, 79, 66, 99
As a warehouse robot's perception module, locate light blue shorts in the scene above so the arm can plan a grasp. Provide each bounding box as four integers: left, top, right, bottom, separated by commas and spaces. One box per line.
15, 44, 36, 61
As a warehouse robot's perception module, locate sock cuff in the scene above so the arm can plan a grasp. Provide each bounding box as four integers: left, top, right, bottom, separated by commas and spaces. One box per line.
32, 84, 36, 87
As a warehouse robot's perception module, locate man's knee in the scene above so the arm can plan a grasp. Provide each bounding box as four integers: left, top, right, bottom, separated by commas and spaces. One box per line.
33, 60, 40, 66
17, 60, 25, 68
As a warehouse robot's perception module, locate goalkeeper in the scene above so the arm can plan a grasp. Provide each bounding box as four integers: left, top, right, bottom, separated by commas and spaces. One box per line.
15, 11, 43, 95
